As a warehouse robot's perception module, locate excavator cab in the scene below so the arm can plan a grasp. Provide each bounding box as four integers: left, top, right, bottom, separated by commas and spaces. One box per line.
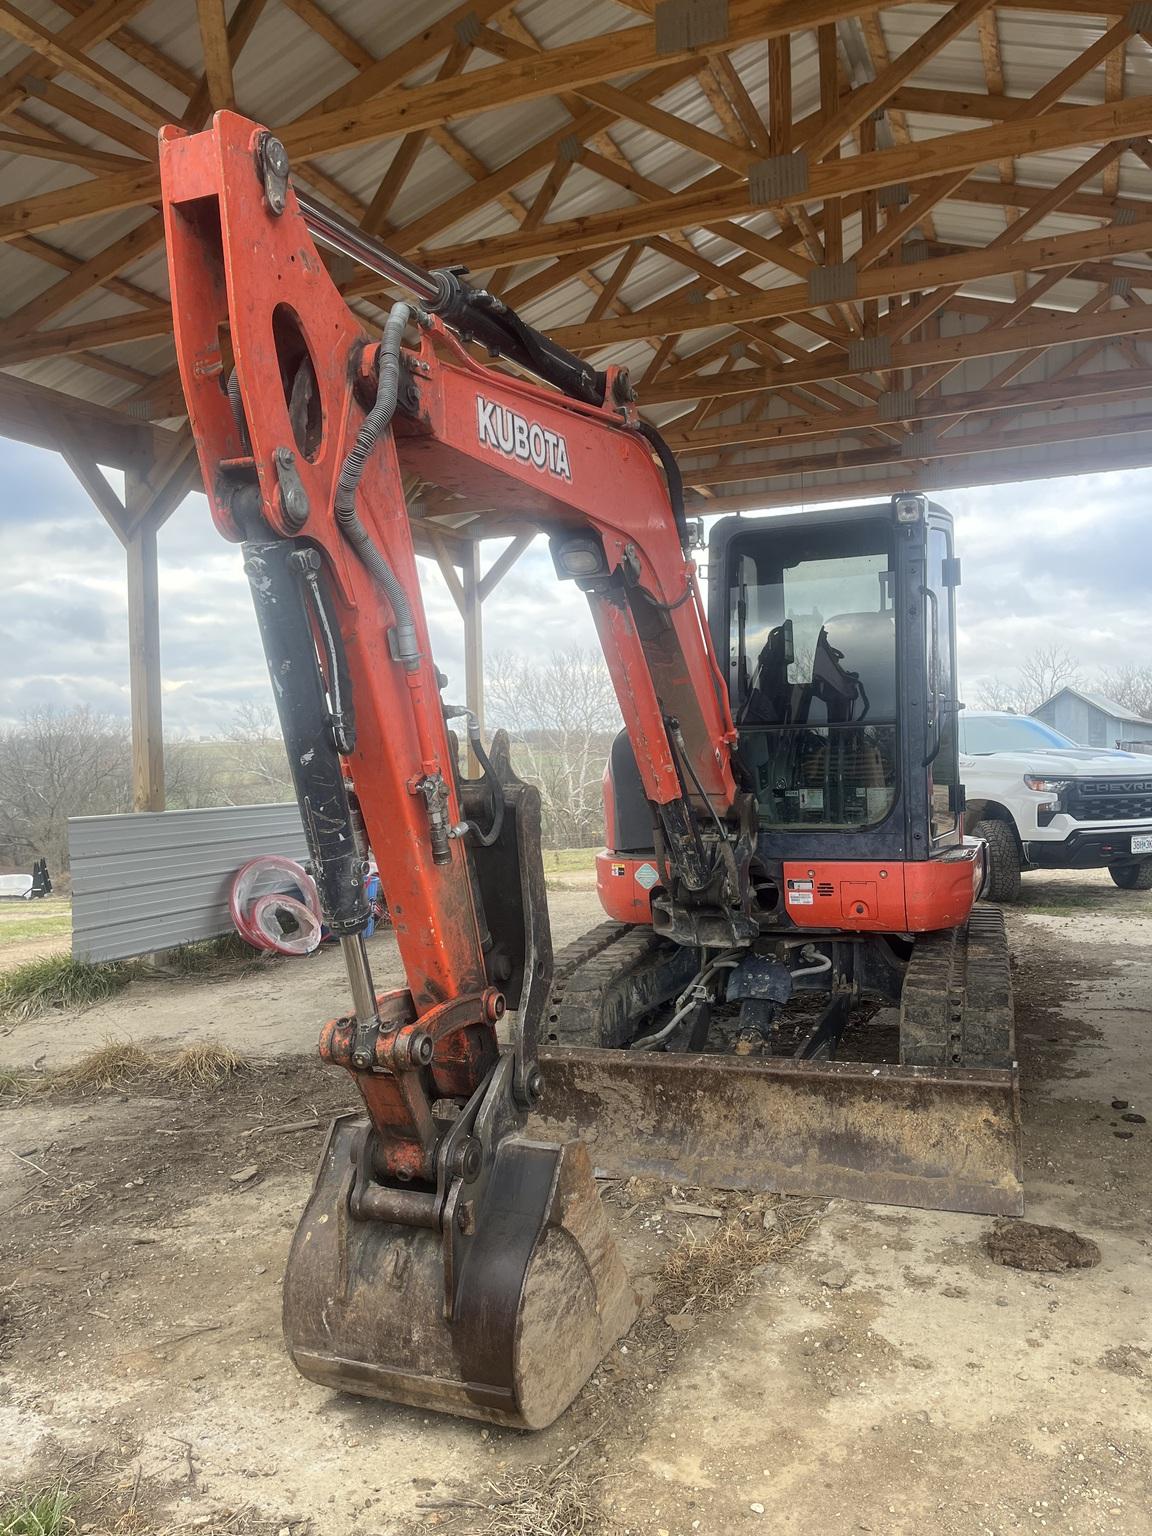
541, 496, 1019, 1215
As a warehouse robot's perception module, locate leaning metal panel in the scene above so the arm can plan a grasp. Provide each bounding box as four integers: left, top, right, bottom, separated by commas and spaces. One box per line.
69, 802, 309, 960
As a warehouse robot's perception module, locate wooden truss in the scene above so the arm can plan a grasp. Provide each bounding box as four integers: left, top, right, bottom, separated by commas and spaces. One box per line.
1, 0, 1152, 513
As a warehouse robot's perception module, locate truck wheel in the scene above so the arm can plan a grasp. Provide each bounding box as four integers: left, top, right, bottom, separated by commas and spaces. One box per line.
974, 819, 1022, 903
1109, 861, 1152, 890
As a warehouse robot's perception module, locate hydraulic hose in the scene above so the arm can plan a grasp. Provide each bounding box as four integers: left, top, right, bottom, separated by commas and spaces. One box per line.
637, 420, 689, 552
334, 302, 420, 669
445, 708, 505, 847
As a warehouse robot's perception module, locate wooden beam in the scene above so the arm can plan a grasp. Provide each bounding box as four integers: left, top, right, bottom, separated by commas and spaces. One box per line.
550, 218, 1152, 352
767, 35, 791, 153
278, 0, 374, 69
687, 436, 1152, 512
47, 0, 198, 97
61, 445, 130, 540
18, 77, 158, 158
684, 405, 1152, 485
807, 0, 993, 161
0, 130, 142, 173
0, 0, 150, 118
415, 97, 1152, 275
667, 367, 1152, 453
184, 0, 269, 128
0, 1, 171, 128
124, 511, 165, 812
641, 302, 1152, 406
195, 0, 235, 112
271, 0, 923, 160
478, 533, 534, 603
0, 372, 172, 470
4, 216, 165, 339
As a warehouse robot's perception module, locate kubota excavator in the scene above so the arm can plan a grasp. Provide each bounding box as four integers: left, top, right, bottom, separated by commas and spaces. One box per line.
159, 114, 1019, 1432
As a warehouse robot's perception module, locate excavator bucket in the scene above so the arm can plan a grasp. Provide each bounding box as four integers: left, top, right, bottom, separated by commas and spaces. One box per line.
283, 1106, 638, 1429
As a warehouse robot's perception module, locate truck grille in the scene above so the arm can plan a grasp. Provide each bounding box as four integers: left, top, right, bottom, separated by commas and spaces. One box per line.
1067, 778, 1152, 822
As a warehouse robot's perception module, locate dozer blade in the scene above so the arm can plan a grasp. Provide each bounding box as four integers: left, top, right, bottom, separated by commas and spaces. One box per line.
534, 1048, 1023, 1217
283, 1112, 638, 1429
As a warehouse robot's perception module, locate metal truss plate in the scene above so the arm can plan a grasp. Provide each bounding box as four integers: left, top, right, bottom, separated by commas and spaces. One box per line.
879, 388, 917, 422
879, 183, 911, 208
901, 239, 933, 265
557, 134, 583, 163
1126, 1, 1152, 31
808, 260, 858, 303
847, 335, 893, 371
1114, 207, 1140, 225
654, 0, 729, 53
901, 429, 933, 459
749, 152, 810, 205
454, 10, 482, 46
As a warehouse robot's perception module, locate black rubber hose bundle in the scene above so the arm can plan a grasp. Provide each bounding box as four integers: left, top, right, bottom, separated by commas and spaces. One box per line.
334, 302, 421, 668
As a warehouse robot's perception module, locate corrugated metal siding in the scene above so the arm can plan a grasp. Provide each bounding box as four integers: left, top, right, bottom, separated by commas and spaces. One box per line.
69, 803, 309, 962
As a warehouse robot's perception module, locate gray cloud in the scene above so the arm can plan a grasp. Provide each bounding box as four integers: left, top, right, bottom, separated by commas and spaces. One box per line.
1, 439, 1149, 736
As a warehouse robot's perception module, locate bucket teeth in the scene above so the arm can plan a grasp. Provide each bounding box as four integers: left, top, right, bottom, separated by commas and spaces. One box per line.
282, 1114, 637, 1429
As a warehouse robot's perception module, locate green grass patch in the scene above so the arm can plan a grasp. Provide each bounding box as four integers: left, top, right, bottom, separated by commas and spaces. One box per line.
159, 931, 264, 975
541, 848, 598, 874
0, 912, 71, 945
0, 954, 133, 1023
0, 1485, 75, 1536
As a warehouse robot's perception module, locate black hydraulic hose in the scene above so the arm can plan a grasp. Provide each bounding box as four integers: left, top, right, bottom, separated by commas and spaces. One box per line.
333, 301, 421, 668
445, 707, 505, 847
637, 420, 689, 552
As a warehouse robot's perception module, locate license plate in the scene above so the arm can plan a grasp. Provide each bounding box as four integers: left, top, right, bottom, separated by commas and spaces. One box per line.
1132, 834, 1152, 854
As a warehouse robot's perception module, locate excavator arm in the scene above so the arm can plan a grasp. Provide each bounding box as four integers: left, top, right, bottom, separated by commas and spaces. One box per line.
159, 112, 752, 1426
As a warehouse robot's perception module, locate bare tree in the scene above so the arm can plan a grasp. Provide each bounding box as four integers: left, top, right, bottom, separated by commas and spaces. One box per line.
0, 707, 132, 872
485, 649, 621, 847
1018, 646, 1082, 711
219, 701, 294, 804
1097, 665, 1152, 721
976, 645, 1083, 715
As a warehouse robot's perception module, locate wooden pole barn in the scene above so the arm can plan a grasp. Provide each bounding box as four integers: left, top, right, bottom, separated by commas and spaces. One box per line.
1, 0, 1151, 807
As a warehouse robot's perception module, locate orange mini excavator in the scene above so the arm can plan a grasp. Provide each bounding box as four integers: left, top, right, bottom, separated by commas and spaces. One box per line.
160, 114, 1017, 1431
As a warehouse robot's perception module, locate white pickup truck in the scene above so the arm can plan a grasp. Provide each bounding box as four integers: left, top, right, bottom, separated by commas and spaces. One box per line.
959, 710, 1152, 900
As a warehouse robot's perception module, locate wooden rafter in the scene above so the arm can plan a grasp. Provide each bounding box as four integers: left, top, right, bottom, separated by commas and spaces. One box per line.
1, 0, 1152, 499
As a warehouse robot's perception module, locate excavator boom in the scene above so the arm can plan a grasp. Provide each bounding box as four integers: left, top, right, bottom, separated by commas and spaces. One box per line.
159, 112, 751, 1427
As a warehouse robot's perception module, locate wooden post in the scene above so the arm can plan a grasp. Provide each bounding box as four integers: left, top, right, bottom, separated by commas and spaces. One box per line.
462, 543, 484, 772
125, 519, 165, 811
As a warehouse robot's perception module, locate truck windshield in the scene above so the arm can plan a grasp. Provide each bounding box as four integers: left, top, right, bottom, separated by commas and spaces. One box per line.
959, 716, 1079, 753
729, 519, 897, 830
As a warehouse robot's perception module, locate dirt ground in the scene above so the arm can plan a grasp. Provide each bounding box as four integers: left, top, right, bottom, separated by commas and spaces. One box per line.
2, 871, 1150, 1535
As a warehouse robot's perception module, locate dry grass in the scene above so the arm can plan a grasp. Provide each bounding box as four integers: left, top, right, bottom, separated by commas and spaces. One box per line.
57, 1041, 153, 1091
47, 1039, 253, 1098
420, 1429, 612, 1536
655, 1199, 822, 1318
169, 1040, 249, 1088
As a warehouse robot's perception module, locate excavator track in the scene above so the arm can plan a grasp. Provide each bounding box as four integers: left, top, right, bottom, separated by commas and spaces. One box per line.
900, 904, 1014, 1070
544, 921, 698, 1049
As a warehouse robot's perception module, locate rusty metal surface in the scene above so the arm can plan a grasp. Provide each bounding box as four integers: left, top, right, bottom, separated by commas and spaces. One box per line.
534, 1048, 1023, 1217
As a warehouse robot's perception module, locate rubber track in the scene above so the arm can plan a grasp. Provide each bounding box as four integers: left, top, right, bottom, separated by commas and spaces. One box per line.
899, 904, 1014, 1070
545, 921, 696, 1049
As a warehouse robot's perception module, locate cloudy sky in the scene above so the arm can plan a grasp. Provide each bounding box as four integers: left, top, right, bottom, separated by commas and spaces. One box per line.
1, 436, 1149, 736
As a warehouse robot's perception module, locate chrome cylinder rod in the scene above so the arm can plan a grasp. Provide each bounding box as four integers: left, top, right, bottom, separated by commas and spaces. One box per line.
340, 932, 380, 1027
296, 190, 441, 305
